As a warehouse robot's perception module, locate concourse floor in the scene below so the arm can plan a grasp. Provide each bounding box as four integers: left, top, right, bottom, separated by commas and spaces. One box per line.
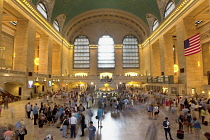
0, 98, 209, 140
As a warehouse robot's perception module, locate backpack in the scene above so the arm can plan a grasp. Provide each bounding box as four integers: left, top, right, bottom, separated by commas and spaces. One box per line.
63, 119, 69, 125
163, 121, 167, 127
187, 114, 192, 122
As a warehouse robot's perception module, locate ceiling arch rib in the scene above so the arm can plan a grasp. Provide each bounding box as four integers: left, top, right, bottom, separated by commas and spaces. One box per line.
63, 9, 150, 44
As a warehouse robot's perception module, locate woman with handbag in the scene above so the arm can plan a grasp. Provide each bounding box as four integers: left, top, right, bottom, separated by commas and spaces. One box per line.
18, 121, 26, 140
61, 116, 69, 138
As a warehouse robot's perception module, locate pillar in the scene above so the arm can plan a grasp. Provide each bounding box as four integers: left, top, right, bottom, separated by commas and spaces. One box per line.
38, 35, 53, 75
159, 34, 174, 75
151, 42, 161, 76
90, 47, 97, 75
52, 44, 61, 76
115, 47, 123, 75
176, 17, 203, 94
14, 19, 36, 72
0, 0, 3, 55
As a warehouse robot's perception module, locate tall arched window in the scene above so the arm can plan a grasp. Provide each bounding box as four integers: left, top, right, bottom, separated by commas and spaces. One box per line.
98, 35, 115, 68
37, 2, 48, 19
74, 36, 90, 69
53, 20, 60, 32
164, 1, 175, 18
123, 35, 139, 68
152, 19, 159, 31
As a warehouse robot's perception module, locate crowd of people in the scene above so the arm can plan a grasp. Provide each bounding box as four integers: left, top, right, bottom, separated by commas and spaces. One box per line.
0, 88, 209, 140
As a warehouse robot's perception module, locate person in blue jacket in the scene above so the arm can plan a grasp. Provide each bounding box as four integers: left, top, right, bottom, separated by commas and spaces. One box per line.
97, 107, 104, 128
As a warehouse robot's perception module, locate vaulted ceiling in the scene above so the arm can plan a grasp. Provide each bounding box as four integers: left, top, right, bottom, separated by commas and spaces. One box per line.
32, 0, 180, 26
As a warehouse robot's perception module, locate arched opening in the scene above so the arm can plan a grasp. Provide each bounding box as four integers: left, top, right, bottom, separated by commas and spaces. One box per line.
98, 35, 115, 68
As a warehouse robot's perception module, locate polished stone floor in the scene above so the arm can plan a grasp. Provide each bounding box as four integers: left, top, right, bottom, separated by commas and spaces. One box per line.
0, 97, 209, 140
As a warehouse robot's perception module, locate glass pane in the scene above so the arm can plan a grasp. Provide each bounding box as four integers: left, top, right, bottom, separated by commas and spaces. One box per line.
37, 3, 48, 19
98, 35, 115, 68
164, 2, 175, 18
122, 35, 139, 68
73, 36, 90, 68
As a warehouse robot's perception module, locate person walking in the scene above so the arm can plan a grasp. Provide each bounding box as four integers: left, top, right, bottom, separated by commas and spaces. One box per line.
80, 113, 85, 137
200, 107, 205, 124
33, 103, 39, 125
88, 121, 96, 140
97, 107, 104, 128
192, 117, 201, 140
69, 113, 77, 138
26, 102, 31, 119
163, 117, 173, 140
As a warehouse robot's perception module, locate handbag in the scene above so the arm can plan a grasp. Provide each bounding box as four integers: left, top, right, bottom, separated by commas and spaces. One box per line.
24, 128, 27, 135
60, 124, 63, 131
95, 116, 99, 119
84, 124, 87, 128
60, 119, 66, 131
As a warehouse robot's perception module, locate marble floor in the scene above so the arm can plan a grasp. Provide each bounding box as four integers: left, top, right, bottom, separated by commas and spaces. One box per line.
0, 98, 209, 140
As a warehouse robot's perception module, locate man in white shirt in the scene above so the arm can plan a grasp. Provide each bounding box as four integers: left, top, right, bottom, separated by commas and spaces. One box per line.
26, 102, 31, 119
163, 117, 173, 140
69, 113, 77, 138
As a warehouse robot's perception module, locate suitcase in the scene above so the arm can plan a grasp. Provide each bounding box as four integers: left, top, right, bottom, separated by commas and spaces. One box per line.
204, 121, 208, 126
177, 130, 184, 139
204, 132, 210, 140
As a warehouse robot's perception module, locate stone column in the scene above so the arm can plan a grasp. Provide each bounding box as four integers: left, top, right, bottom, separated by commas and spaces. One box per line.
159, 34, 174, 75
68, 46, 73, 75
151, 42, 161, 76
38, 35, 53, 75
52, 44, 61, 76
115, 47, 123, 75
0, 0, 3, 54
14, 19, 36, 72
176, 17, 203, 94
60, 46, 69, 76
90, 47, 97, 75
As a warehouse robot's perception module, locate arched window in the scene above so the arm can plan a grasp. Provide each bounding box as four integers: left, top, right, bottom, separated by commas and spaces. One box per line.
123, 35, 139, 68
164, 1, 175, 18
37, 2, 48, 19
98, 35, 115, 68
53, 20, 60, 32
74, 36, 90, 69
152, 19, 159, 31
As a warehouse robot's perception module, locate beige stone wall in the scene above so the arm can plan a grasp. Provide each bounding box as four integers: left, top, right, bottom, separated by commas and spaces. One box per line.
89, 48, 97, 75
151, 42, 161, 76
61, 46, 70, 76
52, 44, 61, 76
0, 32, 14, 68
4, 83, 20, 96
38, 35, 53, 75
14, 19, 36, 72
202, 42, 210, 77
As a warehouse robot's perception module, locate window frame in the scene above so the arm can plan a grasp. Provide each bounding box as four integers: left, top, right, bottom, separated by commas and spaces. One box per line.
73, 35, 90, 69
164, 1, 175, 18
152, 19, 159, 31
98, 35, 115, 69
37, 2, 48, 19
53, 20, 60, 32
122, 35, 140, 69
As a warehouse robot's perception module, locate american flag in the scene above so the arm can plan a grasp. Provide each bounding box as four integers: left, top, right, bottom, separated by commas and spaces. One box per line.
184, 33, 201, 56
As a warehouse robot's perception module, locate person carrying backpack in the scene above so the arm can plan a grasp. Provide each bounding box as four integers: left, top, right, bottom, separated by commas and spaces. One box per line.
186, 111, 193, 134
163, 117, 173, 140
